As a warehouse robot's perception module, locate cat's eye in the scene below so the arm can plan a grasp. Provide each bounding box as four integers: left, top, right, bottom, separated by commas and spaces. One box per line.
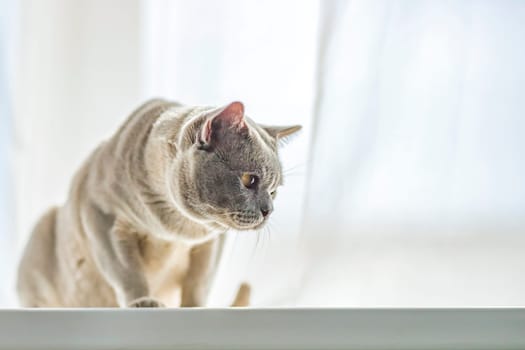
241, 173, 258, 189
270, 190, 277, 198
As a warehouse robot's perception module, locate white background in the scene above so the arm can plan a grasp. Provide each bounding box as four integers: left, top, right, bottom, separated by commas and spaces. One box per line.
1, 0, 524, 307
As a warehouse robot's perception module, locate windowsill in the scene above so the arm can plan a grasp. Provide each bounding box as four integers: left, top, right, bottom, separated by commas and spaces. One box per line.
0, 308, 524, 349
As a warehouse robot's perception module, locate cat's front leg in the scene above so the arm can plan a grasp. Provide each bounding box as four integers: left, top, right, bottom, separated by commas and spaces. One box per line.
82, 202, 162, 307
180, 236, 225, 307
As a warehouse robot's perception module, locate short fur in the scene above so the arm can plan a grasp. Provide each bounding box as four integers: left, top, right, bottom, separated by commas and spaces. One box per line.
17, 99, 300, 307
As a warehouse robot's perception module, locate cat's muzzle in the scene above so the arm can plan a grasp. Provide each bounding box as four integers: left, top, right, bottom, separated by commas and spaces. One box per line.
227, 212, 265, 230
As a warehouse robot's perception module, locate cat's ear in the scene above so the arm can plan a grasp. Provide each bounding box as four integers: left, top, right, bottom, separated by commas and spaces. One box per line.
200, 101, 248, 145
262, 125, 302, 145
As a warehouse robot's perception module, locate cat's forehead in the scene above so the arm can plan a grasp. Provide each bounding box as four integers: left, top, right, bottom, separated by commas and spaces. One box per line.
226, 126, 281, 174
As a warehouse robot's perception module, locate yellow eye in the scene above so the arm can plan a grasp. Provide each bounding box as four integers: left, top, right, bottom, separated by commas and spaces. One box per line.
241, 173, 258, 188
270, 190, 277, 198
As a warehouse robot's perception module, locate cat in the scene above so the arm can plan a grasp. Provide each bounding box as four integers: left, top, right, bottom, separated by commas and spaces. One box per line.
16, 99, 301, 307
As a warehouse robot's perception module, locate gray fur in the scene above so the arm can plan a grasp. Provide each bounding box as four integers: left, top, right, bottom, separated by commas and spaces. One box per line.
16, 99, 301, 307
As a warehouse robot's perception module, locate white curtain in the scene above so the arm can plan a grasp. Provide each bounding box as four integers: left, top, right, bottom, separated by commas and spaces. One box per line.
8, 0, 141, 307
0, 0, 17, 306
298, 0, 525, 306
7, 0, 525, 306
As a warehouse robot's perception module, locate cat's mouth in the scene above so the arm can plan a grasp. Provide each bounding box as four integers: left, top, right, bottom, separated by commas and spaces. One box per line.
225, 213, 264, 231
228, 220, 264, 231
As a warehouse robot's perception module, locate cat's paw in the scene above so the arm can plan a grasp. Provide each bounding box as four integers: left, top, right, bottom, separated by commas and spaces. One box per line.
128, 297, 165, 308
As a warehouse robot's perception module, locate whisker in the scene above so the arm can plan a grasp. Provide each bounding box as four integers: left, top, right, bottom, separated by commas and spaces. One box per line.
283, 171, 306, 178
266, 221, 274, 245
283, 163, 305, 174
232, 230, 240, 254
284, 162, 305, 171
263, 225, 271, 249
250, 229, 261, 258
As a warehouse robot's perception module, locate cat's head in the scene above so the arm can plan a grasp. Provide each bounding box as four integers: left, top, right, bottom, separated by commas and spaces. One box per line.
168, 101, 301, 231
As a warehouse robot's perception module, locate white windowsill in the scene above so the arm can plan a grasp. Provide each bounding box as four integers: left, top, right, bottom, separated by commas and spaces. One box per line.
0, 308, 524, 349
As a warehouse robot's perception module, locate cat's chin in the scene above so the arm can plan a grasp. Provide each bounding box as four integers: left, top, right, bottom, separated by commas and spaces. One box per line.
226, 219, 265, 231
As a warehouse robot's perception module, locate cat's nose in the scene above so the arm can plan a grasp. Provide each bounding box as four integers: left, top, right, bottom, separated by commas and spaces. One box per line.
261, 206, 272, 218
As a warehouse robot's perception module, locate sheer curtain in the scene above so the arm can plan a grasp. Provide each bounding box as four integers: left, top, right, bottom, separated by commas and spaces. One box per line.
9, 0, 141, 307
8, 0, 525, 307
298, 0, 525, 305
0, 0, 17, 307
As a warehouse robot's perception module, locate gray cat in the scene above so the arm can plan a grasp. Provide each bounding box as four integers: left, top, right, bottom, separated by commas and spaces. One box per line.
17, 99, 301, 307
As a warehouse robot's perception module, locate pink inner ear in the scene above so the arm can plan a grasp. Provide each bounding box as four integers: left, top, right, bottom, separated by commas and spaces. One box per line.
215, 101, 246, 129
201, 118, 213, 144
200, 101, 247, 145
